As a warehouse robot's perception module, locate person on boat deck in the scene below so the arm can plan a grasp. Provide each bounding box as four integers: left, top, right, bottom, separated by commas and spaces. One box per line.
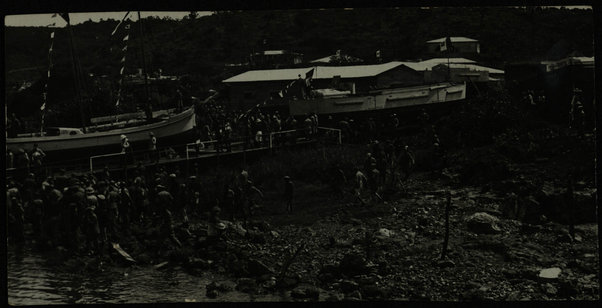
283, 176, 294, 214
148, 132, 158, 163
176, 89, 184, 112
121, 134, 134, 164
31, 143, 46, 169
7, 149, 15, 169
8, 113, 22, 137
121, 134, 129, 153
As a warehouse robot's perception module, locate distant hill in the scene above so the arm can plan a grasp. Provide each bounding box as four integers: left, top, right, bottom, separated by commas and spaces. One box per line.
4, 7, 594, 126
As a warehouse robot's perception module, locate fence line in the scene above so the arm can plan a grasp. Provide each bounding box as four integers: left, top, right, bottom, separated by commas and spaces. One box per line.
7, 127, 346, 177
89, 152, 124, 172
318, 126, 342, 144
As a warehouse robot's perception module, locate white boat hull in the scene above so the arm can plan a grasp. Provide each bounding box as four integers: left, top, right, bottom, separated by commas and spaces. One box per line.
289, 82, 466, 116
7, 107, 196, 153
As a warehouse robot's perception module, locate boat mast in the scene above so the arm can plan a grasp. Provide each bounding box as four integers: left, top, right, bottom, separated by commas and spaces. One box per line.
65, 15, 88, 132
137, 11, 153, 120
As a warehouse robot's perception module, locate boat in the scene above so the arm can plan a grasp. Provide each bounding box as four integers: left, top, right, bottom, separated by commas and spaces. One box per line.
6, 12, 196, 157
288, 82, 466, 116
6, 107, 195, 154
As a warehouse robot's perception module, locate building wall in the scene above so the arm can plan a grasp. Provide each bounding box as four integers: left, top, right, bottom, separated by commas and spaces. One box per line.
376, 65, 424, 88
226, 80, 295, 110
226, 66, 429, 110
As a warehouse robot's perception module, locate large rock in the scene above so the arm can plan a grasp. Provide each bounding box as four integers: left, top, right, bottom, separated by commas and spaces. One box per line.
247, 258, 274, 276
466, 212, 502, 234
361, 285, 387, 299
186, 257, 211, 269
291, 287, 320, 300
339, 253, 369, 276
340, 280, 360, 293
345, 290, 362, 300
235, 278, 257, 293
276, 276, 299, 289
246, 230, 267, 244
290, 287, 306, 299
325, 293, 345, 301
376, 228, 394, 238
538, 267, 562, 280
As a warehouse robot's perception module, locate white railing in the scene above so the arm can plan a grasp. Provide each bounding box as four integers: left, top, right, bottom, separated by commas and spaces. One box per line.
89, 127, 345, 172
90, 152, 124, 173
318, 126, 342, 144
269, 129, 299, 149
185, 140, 217, 160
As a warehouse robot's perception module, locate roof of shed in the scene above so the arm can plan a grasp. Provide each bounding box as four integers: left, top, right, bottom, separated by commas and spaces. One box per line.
223, 67, 314, 83
426, 37, 479, 43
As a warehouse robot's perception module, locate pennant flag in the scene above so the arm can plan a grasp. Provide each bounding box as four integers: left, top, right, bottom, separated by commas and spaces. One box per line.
441, 36, 453, 52
305, 68, 314, 80
115, 99, 120, 107
123, 34, 129, 41
120, 67, 125, 75
50, 31, 55, 39
58, 13, 70, 23
122, 45, 128, 52
111, 12, 131, 36
121, 56, 126, 63
40, 102, 46, 111
48, 71, 51, 78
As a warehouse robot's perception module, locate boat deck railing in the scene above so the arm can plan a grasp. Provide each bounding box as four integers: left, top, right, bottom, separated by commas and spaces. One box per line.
7, 127, 342, 179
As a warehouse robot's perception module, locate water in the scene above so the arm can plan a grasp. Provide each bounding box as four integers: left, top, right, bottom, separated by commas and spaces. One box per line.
7, 245, 289, 305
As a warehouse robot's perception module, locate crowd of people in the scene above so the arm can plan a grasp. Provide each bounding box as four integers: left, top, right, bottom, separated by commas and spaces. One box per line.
6, 143, 47, 173
349, 126, 443, 203
6, 161, 282, 256
194, 100, 321, 151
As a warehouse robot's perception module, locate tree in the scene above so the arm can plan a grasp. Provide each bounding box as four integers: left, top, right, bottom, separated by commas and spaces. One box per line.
188, 11, 198, 20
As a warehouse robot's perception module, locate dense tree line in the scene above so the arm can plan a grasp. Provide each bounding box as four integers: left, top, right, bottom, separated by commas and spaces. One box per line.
5, 7, 593, 127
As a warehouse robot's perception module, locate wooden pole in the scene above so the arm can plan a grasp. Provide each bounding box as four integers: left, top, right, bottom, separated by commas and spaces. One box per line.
66, 19, 87, 132
568, 176, 575, 240
440, 191, 451, 260
138, 12, 152, 121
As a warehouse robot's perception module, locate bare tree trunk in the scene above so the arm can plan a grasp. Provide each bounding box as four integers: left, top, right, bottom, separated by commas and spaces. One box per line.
440, 191, 451, 260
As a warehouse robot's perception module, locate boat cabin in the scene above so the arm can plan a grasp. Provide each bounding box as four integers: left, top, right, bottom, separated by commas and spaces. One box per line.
44, 127, 85, 136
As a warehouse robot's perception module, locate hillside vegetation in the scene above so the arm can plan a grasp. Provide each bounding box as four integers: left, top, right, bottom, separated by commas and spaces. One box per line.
4, 7, 594, 127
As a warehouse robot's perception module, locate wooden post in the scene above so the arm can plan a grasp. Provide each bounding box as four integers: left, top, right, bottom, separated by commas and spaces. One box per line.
568, 177, 575, 240
440, 191, 451, 260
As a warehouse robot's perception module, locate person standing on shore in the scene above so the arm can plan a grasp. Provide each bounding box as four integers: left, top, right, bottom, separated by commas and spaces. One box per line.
283, 176, 294, 213
148, 132, 158, 163
121, 134, 132, 166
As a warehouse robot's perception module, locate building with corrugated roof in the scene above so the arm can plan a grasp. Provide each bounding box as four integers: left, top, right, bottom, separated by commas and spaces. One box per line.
222, 57, 504, 109
223, 62, 424, 109
310, 50, 364, 65
425, 37, 480, 55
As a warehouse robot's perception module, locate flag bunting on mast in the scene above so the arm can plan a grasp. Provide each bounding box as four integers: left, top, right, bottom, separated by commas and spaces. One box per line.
40, 13, 58, 134
116, 17, 132, 107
